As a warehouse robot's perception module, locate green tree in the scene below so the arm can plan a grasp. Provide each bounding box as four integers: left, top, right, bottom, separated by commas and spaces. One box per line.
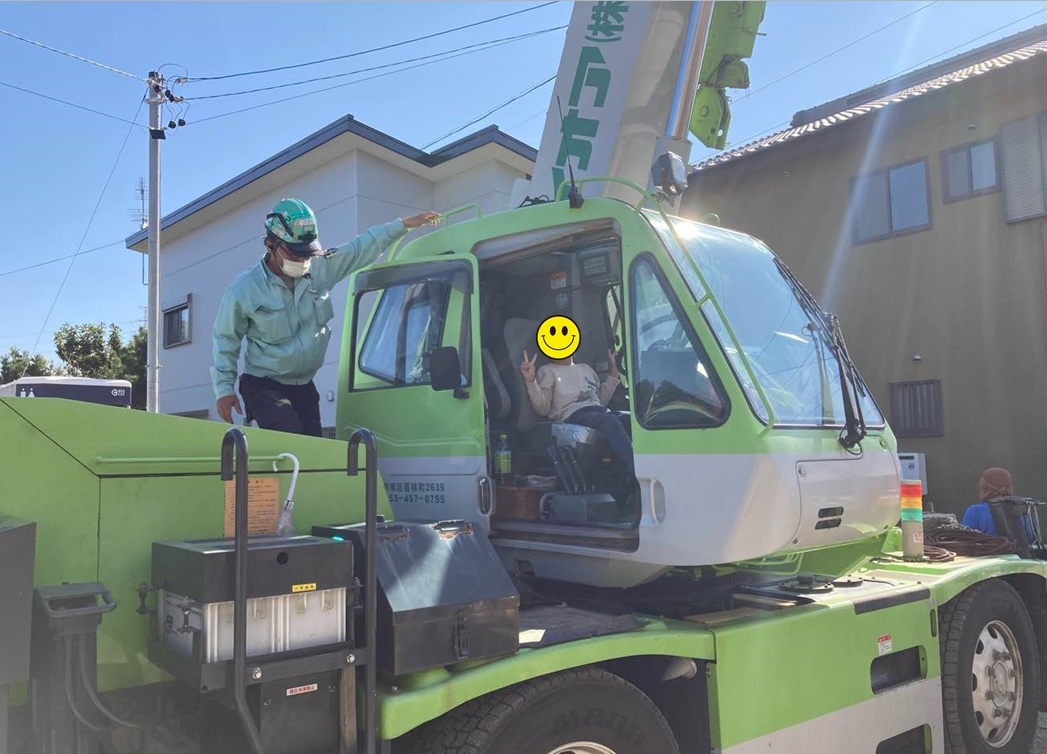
0, 347, 58, 384
119, 326, 147, 410
50, 322, 148, 409
53, 323, 125, 379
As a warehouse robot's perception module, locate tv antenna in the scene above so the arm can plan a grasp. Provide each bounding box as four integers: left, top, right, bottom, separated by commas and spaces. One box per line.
127, 177, 148, 230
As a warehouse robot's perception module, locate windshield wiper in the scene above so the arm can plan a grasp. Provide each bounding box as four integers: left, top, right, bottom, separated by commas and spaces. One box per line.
827, 312, 866, 450
772, 258, 866, 451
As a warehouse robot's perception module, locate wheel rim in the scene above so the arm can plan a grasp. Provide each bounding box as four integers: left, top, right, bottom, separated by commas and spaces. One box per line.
970, 619, 1024, 747
545, 744, 618, 754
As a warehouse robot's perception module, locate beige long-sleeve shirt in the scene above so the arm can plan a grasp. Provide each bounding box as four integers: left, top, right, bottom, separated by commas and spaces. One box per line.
524, 362, 619, 423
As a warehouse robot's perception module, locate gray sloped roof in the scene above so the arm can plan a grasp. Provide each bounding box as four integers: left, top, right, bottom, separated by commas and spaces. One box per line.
125, 117, 536, 249
693, 23, 1047, 173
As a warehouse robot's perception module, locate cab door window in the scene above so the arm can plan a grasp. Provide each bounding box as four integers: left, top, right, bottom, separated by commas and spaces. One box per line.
630, 255, 728, 428
352, 264, 471, 390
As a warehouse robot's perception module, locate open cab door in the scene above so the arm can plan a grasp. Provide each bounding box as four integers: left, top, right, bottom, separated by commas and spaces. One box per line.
338, 255, 490, 527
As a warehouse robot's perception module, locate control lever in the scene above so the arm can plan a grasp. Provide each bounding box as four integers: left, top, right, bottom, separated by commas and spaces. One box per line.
546, 446, 574, 494
561, 446, 590, 494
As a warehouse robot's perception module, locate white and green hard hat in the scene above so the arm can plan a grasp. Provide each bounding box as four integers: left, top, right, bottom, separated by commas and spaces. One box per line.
265, 198, 322, 256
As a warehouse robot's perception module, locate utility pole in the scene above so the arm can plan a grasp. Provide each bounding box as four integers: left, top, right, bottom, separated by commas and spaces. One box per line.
144, 70, 185, 413
146, 73, 166, 414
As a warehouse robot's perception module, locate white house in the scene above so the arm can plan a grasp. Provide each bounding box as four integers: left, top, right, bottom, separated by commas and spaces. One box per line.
125, 115, 537, 433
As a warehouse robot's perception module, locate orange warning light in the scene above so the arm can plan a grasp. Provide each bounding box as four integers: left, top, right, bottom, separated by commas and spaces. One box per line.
900, 481, 923, 509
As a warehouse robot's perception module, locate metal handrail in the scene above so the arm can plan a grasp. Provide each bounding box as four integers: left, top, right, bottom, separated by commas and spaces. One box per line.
220, 427, 265, 754
386, 202, 483, 262
348, 428, 379, 754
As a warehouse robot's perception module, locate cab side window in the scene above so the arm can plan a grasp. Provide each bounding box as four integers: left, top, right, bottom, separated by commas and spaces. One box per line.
630, 256, 727, 429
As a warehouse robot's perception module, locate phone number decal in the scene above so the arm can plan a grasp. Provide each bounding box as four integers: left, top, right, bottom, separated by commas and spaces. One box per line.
384, 480, 446, 505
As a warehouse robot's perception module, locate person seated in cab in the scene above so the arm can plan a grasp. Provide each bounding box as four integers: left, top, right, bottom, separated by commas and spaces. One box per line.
961, 467, 1036, 540
518, 348, 633, 470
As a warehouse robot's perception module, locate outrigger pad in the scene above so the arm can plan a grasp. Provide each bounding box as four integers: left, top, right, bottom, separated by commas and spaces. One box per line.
517, 604, 644, 648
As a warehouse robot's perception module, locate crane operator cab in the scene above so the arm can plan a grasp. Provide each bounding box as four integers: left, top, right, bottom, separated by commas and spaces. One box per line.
338, 195, 902, 589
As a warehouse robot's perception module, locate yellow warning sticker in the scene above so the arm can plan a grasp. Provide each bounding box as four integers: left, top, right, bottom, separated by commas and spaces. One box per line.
291, 583, 317, 593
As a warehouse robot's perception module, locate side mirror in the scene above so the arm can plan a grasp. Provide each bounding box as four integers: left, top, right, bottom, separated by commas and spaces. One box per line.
429, 346, 463, 392
650, 151, 689, 196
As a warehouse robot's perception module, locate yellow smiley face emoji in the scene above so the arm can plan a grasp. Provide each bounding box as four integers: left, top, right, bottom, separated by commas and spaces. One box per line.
536, 315, 581, 359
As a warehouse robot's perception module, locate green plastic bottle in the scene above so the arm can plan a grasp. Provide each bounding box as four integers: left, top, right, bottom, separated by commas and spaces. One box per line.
495, 434, 512, 486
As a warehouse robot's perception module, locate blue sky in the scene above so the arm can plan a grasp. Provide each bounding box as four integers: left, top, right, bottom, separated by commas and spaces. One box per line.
1, 1, 1045, 364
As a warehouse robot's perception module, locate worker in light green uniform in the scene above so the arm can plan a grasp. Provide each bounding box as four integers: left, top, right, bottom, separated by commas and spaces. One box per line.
211, 198, 440, 436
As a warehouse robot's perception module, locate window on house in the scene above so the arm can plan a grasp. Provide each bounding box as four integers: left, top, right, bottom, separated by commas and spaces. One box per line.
1000, 112, 1047, 223
889, 380, 943, 438
163, 296, 191, 348
942, 139, 999, 202
851, 160, 931, 244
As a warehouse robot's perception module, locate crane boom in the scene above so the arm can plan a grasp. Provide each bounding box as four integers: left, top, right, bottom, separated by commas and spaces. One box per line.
511, 0, 766, 207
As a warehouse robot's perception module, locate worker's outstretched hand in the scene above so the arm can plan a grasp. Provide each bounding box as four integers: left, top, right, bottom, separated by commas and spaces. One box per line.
216, 394, 243, 424
402, 211, 441, 229
607, 349, 620, 380
519, 350, 537, 383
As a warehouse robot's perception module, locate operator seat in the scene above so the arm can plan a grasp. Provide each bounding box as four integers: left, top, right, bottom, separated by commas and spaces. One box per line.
500, 318, 618, 481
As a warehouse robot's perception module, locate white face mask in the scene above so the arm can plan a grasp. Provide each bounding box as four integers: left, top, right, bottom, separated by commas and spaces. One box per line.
280, 256, 311, 278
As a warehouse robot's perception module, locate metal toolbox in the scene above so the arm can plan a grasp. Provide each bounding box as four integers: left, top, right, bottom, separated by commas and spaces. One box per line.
313, 520, 519, 676
151, 535, 352, 665
0, 517, 35, 688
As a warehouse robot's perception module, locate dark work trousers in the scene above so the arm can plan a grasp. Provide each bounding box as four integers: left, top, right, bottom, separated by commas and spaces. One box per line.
566, 405, 634, 470
238, 373, 323, 438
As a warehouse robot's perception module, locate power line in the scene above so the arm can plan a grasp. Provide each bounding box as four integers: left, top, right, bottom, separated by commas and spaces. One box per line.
0, 26, 143, 81
505, 106, 549, 133
20, 89, 147, 379
185, 25, 566, 101
0, 80, 140, 126
0, 240, 126, 279
736, 1, 939, 103
187, 1, 559, 82
870, 4, 1047, 85
191, 27, 566, 126
422, 74, 556, 150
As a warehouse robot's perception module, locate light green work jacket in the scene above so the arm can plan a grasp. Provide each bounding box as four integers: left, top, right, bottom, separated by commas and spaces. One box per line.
211, 219, 408, 399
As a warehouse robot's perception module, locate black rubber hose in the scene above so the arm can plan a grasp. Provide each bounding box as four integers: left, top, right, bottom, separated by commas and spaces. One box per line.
77, 634, 155, 729
64, 636, 106, 733
925, 528, 1018, 557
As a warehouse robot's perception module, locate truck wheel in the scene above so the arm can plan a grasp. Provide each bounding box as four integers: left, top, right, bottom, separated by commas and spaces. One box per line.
412, 667, 680, 754
939, 579, 1040, 753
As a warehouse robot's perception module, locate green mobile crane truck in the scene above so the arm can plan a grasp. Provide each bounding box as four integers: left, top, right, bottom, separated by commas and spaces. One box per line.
4, 3, 1047, 754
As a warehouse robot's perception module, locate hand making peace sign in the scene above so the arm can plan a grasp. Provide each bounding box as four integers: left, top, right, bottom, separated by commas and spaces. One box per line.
519, 350, 537, 383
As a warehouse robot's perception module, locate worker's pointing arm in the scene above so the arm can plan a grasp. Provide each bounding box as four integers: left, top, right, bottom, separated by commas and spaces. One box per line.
211, 288, 248, 423
321, 211, 441, 284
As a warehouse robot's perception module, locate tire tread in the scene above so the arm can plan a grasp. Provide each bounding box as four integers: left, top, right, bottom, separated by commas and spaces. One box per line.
411, 667, 675, 754
938, 578, 1039, 754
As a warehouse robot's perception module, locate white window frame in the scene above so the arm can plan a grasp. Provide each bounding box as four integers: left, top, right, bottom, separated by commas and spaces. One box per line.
941, 138, 1000, 203
162, 294, 192, 349
849, 158, 932, 245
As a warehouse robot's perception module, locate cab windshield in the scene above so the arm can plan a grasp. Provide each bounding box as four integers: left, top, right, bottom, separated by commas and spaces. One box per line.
644, 211, 885, 428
